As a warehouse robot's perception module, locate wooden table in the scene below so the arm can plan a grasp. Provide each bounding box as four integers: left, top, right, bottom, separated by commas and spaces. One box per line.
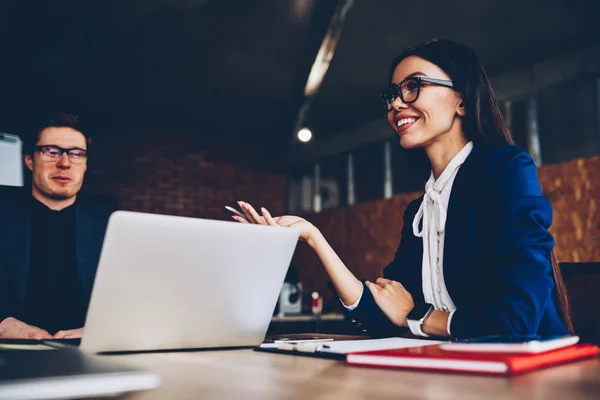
110, 349, 600, 399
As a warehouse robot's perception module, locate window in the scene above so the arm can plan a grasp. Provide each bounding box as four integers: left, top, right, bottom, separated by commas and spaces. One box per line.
537, 75, 599, 164
287, 164, 314, 214
319, 152, 347, 210
353, 141, 385, 203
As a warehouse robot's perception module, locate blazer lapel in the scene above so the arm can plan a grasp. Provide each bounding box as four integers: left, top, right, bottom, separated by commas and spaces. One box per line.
75, 202, 96, 303
443, 148, 479, 299
14, 207, 31, 306
1, 194, 32, 307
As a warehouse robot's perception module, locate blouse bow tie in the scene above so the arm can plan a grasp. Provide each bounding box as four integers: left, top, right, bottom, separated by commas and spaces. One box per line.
412, 179, 448, 237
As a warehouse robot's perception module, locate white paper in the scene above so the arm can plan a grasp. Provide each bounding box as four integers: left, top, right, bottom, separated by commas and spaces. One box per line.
318, 337, 445, 354
0, 133, 24, 187
260, 337, 445, 354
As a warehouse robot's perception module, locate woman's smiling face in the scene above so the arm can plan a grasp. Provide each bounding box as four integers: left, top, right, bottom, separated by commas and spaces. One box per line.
386, 56, 465, 149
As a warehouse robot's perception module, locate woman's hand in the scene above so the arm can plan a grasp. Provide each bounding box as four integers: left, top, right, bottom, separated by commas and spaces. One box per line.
235, 201, 362, 306
234, 201, 319, 243
365, 278, 415, 327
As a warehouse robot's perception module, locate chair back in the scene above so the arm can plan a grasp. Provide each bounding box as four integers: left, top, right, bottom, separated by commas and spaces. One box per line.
560, 262, 600, 344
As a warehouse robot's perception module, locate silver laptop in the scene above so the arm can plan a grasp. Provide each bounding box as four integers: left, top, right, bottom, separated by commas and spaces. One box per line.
80, 211, 299, 353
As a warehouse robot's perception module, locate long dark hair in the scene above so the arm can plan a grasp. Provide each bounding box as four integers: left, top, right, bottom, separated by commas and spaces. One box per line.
390, 38, 574, 334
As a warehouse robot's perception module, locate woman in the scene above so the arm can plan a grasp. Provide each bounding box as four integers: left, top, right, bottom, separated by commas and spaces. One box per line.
234, 38, 573, 339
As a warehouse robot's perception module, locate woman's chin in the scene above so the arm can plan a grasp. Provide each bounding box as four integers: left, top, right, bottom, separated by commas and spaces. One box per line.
398, 132, 425, 149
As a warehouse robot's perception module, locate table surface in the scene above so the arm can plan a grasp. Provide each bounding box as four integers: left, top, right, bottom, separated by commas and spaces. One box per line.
111, 348, 600, 400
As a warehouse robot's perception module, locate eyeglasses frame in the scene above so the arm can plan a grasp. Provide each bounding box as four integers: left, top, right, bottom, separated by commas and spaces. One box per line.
33, 145, 88, 164
382, 76, 454, 110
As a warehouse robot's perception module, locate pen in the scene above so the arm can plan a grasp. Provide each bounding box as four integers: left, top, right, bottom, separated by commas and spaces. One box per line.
278, 342, 330, 353
274, 338, 334, 344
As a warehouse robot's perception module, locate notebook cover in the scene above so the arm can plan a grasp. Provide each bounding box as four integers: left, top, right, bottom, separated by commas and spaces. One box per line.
346, 344, 599, 375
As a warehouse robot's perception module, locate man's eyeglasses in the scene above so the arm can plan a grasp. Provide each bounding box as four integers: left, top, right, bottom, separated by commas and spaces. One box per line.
381, 76, 454, 111
33, 145, 88, 164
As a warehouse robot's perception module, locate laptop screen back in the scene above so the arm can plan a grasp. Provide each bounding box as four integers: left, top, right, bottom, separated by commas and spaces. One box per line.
80, 211, 298, 353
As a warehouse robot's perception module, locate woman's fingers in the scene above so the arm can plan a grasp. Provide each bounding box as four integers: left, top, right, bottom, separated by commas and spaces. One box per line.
238, 201, 256, 223
365, 281, 379, 296
239, 202, 266, 225
376, 277, 392, 285
261, 207, 279, 226
234, 202, 285, 227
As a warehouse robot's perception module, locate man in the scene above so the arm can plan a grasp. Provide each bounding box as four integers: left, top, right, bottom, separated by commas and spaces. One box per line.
0, 113, 116, 339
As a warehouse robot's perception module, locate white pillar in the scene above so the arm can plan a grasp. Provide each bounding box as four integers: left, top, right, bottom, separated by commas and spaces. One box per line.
313, 163, 322, 213
347, 153, 355, 205
383, 141, 393, 199
527, 97, 543, 166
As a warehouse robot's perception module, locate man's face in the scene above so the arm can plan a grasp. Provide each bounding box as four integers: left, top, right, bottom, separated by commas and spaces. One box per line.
24, 127, 88, 202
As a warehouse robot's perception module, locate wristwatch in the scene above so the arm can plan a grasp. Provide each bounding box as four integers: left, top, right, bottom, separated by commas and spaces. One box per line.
407, 303, 434, 337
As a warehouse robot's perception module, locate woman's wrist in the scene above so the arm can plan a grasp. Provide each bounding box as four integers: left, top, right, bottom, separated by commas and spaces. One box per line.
306, 227, 324, 249
421, 311, 451, 337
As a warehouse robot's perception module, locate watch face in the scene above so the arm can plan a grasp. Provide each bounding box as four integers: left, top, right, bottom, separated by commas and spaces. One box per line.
408, 303, 434, 321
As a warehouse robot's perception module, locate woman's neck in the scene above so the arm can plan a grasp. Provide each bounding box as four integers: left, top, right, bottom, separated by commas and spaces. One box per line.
424, 133, 469, 180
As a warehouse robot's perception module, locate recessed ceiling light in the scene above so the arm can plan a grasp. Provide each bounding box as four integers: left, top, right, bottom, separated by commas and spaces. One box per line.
297, 128, 312, 143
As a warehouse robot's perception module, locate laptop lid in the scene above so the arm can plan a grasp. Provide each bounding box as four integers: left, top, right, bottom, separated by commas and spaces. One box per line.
80, 211, 299, 353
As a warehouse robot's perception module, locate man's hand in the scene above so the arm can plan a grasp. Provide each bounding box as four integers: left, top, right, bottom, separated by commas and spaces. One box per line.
0, 317, 53, 339
53, 327, 84, 339
365, 278, 415, 327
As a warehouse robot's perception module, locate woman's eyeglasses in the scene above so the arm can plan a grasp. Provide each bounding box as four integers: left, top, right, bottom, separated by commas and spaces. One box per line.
381, 76, 454, 111
33, 145, 88, 164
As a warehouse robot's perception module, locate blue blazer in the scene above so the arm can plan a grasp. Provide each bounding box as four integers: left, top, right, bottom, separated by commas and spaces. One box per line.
349, 145, 569, 339
0, 186, 117, 323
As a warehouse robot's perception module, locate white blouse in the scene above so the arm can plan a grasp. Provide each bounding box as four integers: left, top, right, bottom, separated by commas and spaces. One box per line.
342, 142, 474, 336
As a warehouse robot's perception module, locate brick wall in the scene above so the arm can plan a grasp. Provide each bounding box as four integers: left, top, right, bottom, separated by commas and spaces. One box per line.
292, 155, 600, 313
539, 156, 600, 262
84, 130, 285, 219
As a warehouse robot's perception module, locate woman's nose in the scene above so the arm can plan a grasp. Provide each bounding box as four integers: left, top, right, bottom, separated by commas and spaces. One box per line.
390, 95, 407, 111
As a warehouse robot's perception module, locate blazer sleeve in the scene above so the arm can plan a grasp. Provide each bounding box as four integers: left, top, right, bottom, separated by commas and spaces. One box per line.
449, 150, 556, 338
345, 199, 423, 337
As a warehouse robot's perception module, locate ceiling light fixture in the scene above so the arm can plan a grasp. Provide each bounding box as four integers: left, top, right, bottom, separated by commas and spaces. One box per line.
297, 128, 312, 143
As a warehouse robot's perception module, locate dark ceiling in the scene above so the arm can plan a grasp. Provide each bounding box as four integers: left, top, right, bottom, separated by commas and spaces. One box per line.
1, 0, 599, 155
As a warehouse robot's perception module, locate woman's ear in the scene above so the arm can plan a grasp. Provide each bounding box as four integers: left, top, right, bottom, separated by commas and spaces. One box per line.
456, 98, 466, 117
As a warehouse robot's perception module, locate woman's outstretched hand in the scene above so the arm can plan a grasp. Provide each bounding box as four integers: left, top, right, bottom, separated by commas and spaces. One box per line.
235, 201, 363, 307
233, 201, 319, 243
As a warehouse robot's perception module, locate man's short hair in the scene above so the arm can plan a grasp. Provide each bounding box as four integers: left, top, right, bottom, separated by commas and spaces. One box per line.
23, 112, 92, 155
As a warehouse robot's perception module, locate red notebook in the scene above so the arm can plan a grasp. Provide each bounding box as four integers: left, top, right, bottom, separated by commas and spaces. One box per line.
346, 344, 599, 375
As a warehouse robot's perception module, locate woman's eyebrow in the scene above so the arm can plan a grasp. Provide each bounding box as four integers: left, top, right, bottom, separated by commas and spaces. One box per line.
405, 71, 428, 79
392, 71, 428, 83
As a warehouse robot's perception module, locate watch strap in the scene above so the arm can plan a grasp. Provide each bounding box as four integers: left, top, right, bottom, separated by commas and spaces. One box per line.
408, 318, 430, 337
